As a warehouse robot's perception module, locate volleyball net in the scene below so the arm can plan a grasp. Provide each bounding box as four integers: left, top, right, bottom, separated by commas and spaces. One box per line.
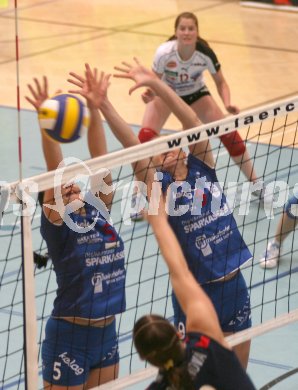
1, 95, 298, 389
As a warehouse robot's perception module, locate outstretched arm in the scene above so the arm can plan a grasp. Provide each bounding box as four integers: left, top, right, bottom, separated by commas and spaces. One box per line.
100, 97, 155, 186
68, 69, 113, 208
69, 64, 140, 149
69, 63, 155, 187
69, 70, 110, 159
26, 77, 63, 172
114, 58, 214, 167
114, 58, 200, 131
26, 77, 64, 223
147, 201, 228, 348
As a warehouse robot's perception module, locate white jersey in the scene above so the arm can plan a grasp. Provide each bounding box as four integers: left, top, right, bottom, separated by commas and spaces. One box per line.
152, 40, 221, 97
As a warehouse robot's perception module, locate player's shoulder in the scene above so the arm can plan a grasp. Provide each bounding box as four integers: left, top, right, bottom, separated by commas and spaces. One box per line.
194, 40, 220, 70
155, 40, 177, 57
195, 40, 216, 57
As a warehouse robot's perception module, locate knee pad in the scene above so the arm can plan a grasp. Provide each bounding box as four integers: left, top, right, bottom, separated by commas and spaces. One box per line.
220, 131, 246, 157
138, 127, 158, 143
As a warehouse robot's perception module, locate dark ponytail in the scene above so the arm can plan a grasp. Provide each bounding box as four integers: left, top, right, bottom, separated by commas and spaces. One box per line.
165, 361, 195, 390
133, 314, 195, 390
167, 12, 209, 48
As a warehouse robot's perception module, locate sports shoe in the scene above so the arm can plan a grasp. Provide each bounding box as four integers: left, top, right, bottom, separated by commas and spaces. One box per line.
130, 192, 145, 222
259, 240, 280, 269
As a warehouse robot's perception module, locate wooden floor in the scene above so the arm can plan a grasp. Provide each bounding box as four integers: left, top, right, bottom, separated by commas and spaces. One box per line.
1, 0, 298, 142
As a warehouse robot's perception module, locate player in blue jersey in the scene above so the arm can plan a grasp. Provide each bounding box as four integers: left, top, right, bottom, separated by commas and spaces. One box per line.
26, 76, 126, 389
260, 193, 298, 268
133, 199, 256, 390
70, 59, 252, 369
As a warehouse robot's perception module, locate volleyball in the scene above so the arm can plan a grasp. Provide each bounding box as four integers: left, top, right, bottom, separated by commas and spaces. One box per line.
38, 94, 89, 143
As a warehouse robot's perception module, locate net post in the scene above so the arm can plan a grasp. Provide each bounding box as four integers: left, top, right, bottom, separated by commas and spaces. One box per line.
21, 212, 39, 389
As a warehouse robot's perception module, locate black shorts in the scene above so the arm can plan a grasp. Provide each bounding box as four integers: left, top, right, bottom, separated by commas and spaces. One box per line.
180, 86, 211, 106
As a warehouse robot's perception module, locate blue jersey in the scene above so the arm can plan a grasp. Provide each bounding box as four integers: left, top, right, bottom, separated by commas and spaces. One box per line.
160, 154, 252, 284
41, 203, 126, 319
147, 332, 256, 390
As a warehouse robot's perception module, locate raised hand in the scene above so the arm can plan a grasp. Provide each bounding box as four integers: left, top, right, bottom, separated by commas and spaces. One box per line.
114, 57, 157, 95
68, 64, 111, 109
25, 76, 48, 111
68, 70, 94, 109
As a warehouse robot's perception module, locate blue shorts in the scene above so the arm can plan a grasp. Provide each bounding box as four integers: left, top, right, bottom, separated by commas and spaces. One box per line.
285, 195, 298, 219
42, 317, 119, 386
172, 271, 251, 337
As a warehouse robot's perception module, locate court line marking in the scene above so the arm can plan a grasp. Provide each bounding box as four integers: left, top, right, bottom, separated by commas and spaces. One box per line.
259, 367, 298, 390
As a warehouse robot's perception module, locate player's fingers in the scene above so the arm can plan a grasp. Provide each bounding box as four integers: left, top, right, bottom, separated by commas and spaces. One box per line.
67, 79, 83, 88
114, 65, 129, 74
25, 96, 37, 109
121, 61, 132, 69
33, 78, 42, 95
69, 72, 85, 83
27, 84, 38, 100
43, 76, 48, 94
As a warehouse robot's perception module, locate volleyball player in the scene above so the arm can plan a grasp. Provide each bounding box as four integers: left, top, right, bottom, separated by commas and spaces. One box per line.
70, 59, 252, 369
260, 193, 298, 268
133, 200, 256, 390
140, 11, 259, 183
26, 76, 126, 389
130, 11, 261, 221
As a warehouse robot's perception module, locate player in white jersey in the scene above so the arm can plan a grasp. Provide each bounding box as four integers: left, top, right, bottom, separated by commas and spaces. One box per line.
153, 39, 219, 98
130, 12, 261, 221
140, 12, 259, 185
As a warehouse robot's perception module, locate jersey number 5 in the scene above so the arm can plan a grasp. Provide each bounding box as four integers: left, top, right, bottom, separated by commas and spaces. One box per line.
53, 361, 61, 380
